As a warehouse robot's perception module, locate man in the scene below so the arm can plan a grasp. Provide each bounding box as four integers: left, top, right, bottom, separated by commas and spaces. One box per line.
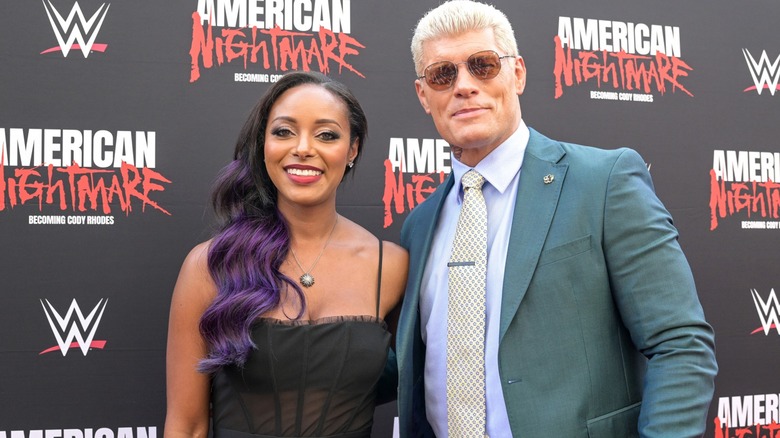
396, 1, 718, 437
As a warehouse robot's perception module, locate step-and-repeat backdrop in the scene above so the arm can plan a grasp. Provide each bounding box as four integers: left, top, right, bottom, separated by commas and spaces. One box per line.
1, 1, 778, 437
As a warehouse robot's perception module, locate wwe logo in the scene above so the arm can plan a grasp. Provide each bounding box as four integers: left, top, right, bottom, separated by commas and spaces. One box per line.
750, 289, 780, 336
41, 1, 110, 57
40, 298, 108, 356
743, 49, 780, 96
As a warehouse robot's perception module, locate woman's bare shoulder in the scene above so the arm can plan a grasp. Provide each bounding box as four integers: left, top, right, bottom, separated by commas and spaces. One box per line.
174, 240, 217, 304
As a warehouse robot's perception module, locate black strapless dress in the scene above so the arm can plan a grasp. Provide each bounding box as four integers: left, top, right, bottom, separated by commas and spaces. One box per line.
211, 242, 391, 438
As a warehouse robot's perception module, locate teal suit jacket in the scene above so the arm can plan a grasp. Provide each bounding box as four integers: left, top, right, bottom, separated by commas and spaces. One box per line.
396, 129, 717, 437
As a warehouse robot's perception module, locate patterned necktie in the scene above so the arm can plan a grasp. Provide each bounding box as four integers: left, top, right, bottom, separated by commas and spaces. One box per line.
447, 169, 488, 437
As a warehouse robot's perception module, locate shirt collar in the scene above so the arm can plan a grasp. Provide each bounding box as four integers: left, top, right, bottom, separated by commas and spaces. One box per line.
451, 119, 529, 196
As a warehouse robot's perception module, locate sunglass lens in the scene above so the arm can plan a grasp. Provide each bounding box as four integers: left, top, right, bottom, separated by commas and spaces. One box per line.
426, 62, 457, 90
468, 51, 501, 79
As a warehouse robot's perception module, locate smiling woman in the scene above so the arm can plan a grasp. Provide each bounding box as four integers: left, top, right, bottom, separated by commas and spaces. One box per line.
263, 83, 358, 211
164, 71, 408, 438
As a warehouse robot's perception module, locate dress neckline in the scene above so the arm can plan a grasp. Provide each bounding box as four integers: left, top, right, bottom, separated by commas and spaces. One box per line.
256, 314, 387, 328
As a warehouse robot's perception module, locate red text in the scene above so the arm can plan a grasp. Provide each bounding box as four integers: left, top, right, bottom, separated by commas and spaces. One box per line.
0, 161, 171, 216
715, 417, 780, 438
553, 35, 693, 99
190, 12, 365, 83
710, 169, 780, 230
382, 159, 446, 228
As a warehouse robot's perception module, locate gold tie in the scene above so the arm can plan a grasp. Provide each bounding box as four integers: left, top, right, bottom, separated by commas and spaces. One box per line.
447, 169, 488, 437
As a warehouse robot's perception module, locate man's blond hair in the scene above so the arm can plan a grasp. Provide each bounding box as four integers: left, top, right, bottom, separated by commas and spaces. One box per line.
411, 0, 519, 76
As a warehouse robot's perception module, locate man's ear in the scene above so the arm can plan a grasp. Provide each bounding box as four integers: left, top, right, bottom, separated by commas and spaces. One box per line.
514, 56, 527, 96
415, 79, 432, 114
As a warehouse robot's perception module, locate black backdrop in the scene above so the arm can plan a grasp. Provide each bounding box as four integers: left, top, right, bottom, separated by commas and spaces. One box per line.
2, 1, 779, 437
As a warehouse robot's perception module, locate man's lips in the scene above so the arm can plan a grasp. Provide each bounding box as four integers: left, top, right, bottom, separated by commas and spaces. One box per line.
452, 107, 487, 117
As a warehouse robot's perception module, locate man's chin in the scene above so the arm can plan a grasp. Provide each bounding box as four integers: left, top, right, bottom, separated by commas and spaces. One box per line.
449, 132, 494, 152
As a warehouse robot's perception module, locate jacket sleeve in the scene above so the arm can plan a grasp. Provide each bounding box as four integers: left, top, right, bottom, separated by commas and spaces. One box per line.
375, 347, 399, 405
603, 148, 718, 437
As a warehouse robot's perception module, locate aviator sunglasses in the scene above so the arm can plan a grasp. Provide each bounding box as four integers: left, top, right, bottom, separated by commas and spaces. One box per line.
417, 50, 515, 91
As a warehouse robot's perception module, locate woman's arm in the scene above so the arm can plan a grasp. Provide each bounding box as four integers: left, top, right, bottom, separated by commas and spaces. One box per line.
379, 240, 408, 336
164, 242, 217, 438
375, 240, 408, 405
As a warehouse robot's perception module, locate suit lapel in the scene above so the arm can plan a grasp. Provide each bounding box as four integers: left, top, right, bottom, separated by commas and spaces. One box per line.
499, 129, 568, 343
397, 174, 454, 370
408, 174, 454, 300
396, 175, 454, 435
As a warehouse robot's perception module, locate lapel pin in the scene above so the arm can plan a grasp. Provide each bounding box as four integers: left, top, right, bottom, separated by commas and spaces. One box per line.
543, 174, 555, 184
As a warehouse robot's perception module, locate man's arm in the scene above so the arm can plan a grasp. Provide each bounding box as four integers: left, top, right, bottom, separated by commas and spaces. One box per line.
603, 148, 718, 437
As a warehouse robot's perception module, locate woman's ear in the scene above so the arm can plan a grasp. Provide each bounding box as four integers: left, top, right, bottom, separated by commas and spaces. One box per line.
348, 139, 359, 164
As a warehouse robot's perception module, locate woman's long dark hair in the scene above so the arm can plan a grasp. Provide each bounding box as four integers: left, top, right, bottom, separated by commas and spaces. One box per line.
198, 71, 367, 373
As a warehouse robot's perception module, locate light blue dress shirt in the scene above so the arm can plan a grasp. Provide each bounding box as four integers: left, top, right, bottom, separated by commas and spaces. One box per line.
420, 121, 529, 438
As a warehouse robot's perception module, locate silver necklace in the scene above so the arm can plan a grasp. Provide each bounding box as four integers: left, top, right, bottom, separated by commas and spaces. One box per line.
290, 217, 338, 288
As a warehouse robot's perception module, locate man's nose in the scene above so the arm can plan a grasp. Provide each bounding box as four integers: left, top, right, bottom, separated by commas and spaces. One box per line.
451, 63, 480, 96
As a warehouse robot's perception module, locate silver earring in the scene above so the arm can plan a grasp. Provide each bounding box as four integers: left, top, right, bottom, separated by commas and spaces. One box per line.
348, 161, 354, 168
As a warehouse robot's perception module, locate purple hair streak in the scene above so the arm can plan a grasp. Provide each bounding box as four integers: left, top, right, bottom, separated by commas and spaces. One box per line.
197, 161, 305, 373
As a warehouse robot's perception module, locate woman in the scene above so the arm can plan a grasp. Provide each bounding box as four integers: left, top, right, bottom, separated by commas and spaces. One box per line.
165, 71, 408, 438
